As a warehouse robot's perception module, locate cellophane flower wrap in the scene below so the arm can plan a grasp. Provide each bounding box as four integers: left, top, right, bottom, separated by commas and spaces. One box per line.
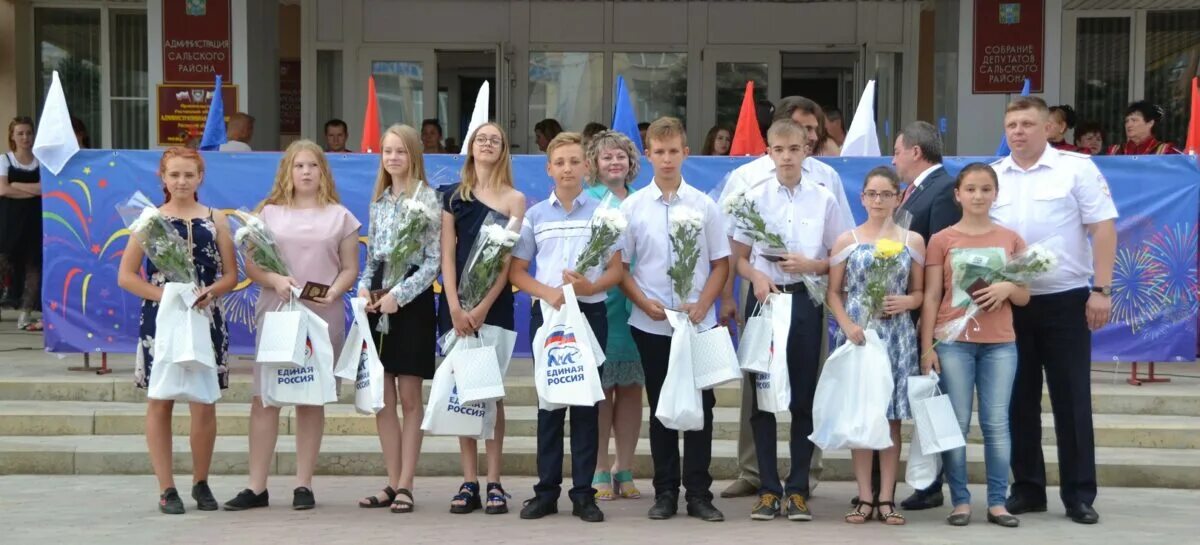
384, 197, 439, 286
230, 209, 290, 277
935, 235, 1064, 343
667, 205, 704, 306
117, 191, 197, 284
458, 215, 521, 311
573, 206, 627, 274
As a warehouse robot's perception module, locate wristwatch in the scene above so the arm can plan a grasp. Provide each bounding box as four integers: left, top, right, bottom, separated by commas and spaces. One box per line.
1091, 286, 1111, 296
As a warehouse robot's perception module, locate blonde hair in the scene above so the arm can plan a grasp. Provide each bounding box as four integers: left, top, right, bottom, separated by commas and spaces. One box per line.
256, 139, 342, 212
585, 130, 640, 186
766, 119, 810, 146
458, 122, 514, 201
645, 116, 686, 150
371, 124, 428, 202
545, 131, 584, 160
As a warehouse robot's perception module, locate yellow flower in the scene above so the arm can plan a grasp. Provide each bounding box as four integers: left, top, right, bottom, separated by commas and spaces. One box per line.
874, 238, 904, 259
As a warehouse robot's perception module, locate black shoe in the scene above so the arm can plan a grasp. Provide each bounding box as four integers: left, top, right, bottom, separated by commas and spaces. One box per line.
751, 493, 780, 520
900, 489, 944, 510
191, 480, 219, 511
223, 488, 270, 511
572, 499, 605, 522
686, 498, 725, 522
947, 512, 971, 526
988, 511, 1021, 527
1005, 495, 1048, 515
293, 487, 315, 510
159, 487, 185, 515
519, 497, 559, 519
647, 494, 678, 520
1066, 503, 1099, 525
785, 494, 812, 521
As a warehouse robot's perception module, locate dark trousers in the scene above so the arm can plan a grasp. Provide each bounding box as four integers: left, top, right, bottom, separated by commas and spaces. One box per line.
530, 300, 608, 504
1010, 288, 1097, 508
748, 285, 822, 497
631, 326, 717, 502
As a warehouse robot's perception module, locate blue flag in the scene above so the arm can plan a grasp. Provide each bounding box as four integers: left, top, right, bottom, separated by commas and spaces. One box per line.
612, 76, 643, 152
995, 78, 1031, 156
199, 75, 227, 151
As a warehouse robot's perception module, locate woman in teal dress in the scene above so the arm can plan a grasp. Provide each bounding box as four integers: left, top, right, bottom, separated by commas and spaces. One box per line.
584, 130, 643, 500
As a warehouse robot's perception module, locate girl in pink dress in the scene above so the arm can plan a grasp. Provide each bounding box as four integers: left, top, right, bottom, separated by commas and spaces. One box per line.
224, 139, 361, 511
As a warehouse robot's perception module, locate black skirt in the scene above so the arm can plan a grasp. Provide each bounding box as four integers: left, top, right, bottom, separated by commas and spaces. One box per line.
367, 269, 437, 380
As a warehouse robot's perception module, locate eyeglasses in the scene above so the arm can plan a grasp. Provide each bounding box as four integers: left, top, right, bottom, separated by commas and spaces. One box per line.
474, 135, 503, 147
863, 190, 898, 200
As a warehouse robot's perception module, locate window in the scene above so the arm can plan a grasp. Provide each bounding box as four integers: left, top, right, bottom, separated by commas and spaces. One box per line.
1074, 17, 1132, 147
372, 61, 425, 127
1144, 10, 1200, 147
110, 10, 148, 149
614, 52, 688, 125
712, 61, 766, 129
34, 8, 101, 147
316, 50, 344, 132
528, 52, 603, 142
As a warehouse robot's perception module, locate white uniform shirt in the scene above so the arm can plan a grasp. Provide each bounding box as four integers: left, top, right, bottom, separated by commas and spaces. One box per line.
732, 179, 841, 285
219, 140, 252, 152
990, 146, 1119, 295
717, 155, 855, 236
512, 191, 609, 304
621, 178, 731, 336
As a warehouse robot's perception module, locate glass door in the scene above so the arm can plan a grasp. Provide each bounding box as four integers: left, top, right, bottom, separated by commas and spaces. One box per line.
357, 47, 437, 149
1062, 11, 1136, 147
701, 49, 781, 150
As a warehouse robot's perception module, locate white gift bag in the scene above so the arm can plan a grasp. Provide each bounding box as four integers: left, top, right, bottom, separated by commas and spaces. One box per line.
905, 373, 942, 489
146, 356, 221, 404
353, 340, 386, 414
153, 282, 216, 371
421, 360, 487, 437
808, 330, 895, 451
256, 302, 308, 368
755, 293, 792, 414
909, 372, 966, 455
449, 334, 506, 404
261, 302, 337, 407
533, 284, 604, 409
335, 298, 377, 381
737, 299, 773, 374
439, 324, 519, 376
655, 310, 704, 431
692, 326, 741, 389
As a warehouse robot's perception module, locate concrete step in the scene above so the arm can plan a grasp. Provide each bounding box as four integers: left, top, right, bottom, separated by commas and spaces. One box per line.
1, 434, 1196, 489
3, 401, 1199, 450
3, 376, 1200, 416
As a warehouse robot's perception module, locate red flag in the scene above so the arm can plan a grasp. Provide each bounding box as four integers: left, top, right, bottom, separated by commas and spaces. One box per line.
1186, 77, 1199, 155
729, 81, 766, 156
360, 76, 381, 153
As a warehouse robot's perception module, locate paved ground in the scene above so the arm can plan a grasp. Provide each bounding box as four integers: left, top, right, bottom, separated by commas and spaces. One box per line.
2, 475, 1196, 545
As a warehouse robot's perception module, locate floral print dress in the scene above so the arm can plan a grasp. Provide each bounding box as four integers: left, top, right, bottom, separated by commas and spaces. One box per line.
831, 231, 920, 420
134, 212, 229, 389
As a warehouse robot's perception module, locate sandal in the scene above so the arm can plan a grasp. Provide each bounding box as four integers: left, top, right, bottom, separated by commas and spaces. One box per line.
390, 488, 415, 513
613, 469, 641, 499
844, 500, 874, 524
359, 486, 397, 508
593, 471, 614, 501
449, 482, 481, 514
23, 320, 42, 332
484, 482, 510, 515
876, 501, 906, 526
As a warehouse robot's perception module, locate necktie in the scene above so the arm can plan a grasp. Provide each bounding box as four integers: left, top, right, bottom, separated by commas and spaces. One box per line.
901, 183, 917, 204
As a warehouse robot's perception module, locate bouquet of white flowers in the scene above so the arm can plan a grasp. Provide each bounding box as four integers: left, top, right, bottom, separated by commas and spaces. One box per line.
721, 191, 787, 250
573, 207, 627, 274
458, 216, 522, 311
117, 191, 196, 284
229, 209, 289, 277
667, 206, 705, 306
384, 196, 440, 287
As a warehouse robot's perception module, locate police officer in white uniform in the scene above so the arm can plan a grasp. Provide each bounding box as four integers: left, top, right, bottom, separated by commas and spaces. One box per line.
989, 96, 1116, 525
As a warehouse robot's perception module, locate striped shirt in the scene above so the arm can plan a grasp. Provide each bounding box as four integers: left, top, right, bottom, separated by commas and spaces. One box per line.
512, 189, 613, 304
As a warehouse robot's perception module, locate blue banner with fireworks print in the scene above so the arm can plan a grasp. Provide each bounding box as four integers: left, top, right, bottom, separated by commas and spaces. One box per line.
40, 151, 1199, 362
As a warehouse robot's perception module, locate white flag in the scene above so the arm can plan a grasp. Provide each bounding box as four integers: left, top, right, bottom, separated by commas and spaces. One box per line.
33, 71, 81, 175
460, 81, 490, 156
840, 80, 881, 157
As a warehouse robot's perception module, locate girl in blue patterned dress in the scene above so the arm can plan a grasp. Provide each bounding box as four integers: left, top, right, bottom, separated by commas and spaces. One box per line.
118, 147, 237, 515
827, 167, 925, 525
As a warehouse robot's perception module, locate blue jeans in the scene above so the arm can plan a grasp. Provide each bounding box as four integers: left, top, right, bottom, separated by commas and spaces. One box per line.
935, 341, 1018, 508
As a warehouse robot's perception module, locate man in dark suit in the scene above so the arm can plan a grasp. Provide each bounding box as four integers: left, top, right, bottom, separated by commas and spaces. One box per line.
895, 121, 959, 243
894, 120, 959, 510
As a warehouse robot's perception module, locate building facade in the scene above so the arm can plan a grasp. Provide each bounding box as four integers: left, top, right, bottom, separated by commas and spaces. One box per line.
1, 0, 1197, 155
